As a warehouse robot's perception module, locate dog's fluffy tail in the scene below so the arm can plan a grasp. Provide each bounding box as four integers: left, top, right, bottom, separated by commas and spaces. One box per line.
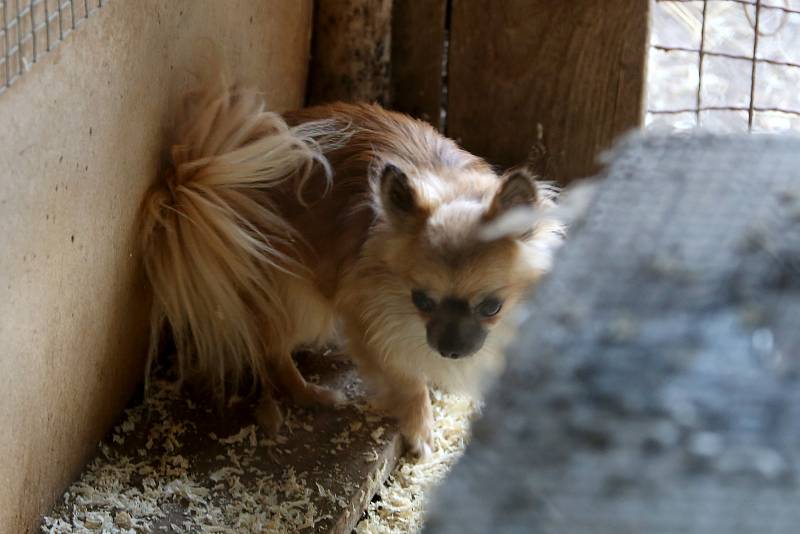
140, 77, 344, 397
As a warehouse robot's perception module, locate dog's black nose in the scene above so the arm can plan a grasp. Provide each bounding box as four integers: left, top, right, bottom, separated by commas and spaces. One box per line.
426, 306, 488, 359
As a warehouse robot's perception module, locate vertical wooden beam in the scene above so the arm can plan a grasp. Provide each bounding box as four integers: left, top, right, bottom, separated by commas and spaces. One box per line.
307, 0, 393, 106
447, 0, 650, 183
390, 0, 448, 130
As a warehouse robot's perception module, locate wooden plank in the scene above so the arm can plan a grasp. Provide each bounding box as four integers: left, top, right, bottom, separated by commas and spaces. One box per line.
447, 0, 649, 183
41, 353, 402, 533
390, 0, 448, 129
307, 0, 393, 106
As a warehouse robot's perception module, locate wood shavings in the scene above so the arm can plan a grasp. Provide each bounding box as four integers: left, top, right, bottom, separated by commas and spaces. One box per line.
114, 511, 133, 529
40, 380, 335, 533
216, 425, 257, 446
41, 353, 410, 534
363, 450, 380, 463
370, 426, 385, 442
40, 352, 475, 533
355, 390, 476, 533
331, 428, 353, 446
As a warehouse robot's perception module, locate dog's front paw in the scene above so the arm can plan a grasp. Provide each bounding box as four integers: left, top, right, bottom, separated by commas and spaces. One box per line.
294, 383, 347, 409
400, 403, 434, 461
309, 383, 348, 407
403, 425, 433, 460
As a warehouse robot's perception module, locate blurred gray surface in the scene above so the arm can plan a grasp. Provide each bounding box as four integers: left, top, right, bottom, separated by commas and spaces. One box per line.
424, 133, 800, 534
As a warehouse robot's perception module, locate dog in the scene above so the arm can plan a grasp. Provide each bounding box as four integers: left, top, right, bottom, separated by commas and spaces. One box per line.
140, 76, 564, 457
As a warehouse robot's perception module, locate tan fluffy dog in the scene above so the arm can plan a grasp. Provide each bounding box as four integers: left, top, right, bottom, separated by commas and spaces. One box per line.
140, 79, 563, 456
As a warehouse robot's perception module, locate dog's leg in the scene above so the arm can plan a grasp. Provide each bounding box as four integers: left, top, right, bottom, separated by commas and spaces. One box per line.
273, 354, 345, 408
341, 322, 435, 458
387, 376, 434, 459
256, 389, 284, 435
357, 357, 434, 458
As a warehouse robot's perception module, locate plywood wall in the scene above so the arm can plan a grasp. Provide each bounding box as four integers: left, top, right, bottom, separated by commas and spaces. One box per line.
0, 2, 312, 532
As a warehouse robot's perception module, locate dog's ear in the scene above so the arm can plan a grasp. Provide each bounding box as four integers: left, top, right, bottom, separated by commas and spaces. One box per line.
480, 168, 540, 240
491, 168, 539, 214
380, 164, 426, 228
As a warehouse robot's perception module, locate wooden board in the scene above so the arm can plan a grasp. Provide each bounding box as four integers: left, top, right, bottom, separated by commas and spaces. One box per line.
447, 0, 649, 182
390, 0, 448, 130
41, 353, 402, 533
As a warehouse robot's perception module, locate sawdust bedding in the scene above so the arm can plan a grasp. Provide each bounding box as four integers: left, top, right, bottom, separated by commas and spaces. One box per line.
354, 391, 474, 534
41, 378, 474, 533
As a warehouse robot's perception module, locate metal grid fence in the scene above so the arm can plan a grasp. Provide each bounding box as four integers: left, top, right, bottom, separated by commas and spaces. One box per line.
647, 0, 800, 132
1, 0, 108, 95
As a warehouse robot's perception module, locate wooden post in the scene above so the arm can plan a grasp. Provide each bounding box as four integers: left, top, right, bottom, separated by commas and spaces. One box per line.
307, 0, 393, 106
390, 1, 448, 130
447, 0, 650, 183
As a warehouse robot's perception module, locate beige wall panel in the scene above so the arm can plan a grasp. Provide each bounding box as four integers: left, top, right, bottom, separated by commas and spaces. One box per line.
0, 1, 312, 532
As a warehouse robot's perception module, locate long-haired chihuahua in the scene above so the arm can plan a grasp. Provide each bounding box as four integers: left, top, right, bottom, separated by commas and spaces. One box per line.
140, 75, 564, 456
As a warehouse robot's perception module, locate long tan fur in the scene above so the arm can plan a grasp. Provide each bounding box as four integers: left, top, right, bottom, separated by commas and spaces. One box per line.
141, 78, 564, 455
140, 79, 346, 404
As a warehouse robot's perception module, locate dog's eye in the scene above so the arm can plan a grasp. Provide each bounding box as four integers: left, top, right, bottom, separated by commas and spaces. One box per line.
411, 290, 436, 313
477, 297, 503, 318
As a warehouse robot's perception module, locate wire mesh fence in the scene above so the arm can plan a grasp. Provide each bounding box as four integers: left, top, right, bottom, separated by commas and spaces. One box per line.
647, 0, 800, 132
0, 0, 107, 95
